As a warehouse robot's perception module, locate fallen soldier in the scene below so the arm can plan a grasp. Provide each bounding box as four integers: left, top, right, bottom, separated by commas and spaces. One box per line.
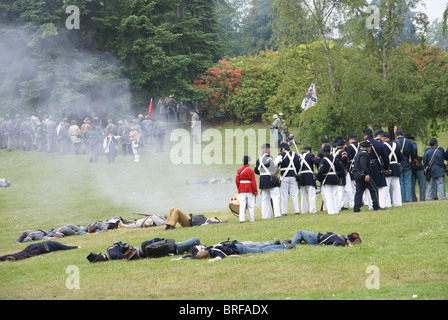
44, 224, 87, 238
1, 241, 79, 262
86, 216, 130, 233
15, 216, 130, 243
164, 207, 226, 230
15, 229, 49, 243
171, 239, 295, 262
118, 214, 166, 228
292, 230, 363, 246
87, 237, 201, 262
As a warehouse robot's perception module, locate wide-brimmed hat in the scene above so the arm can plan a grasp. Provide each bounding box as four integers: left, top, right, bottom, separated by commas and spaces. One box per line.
87, 252, 103, 263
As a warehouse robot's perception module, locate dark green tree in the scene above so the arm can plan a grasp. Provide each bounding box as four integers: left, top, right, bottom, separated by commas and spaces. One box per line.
239, 0, 276, 56
93, 0, 222, 103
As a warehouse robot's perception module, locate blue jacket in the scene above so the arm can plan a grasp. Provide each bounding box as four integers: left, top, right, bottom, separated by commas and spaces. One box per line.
316, 155, 345, 186
275, 149, 300, 178
254, 153, 280, 189
423, 146, 446, 178
317, 232, 349, 246
298, 152, 317, 187
395, 136, 414, 169
383, 140, 404, 177
366, 137, 388, 187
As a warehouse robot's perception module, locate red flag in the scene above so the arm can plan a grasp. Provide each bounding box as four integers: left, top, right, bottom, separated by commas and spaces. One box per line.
148, 98, 153, 119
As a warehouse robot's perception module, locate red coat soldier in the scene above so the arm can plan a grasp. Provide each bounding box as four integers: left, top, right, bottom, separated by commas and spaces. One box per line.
235, 156, 258, 222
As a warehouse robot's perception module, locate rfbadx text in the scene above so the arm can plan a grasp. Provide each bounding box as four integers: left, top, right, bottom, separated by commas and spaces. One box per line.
179, 304, 269, 317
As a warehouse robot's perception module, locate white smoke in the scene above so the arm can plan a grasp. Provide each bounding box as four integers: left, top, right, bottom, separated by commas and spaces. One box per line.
0, 24, 281, 219
0, 25, 133, 121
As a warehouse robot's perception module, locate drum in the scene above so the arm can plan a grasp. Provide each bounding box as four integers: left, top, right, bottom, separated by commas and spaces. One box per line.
228, 192, 240, 217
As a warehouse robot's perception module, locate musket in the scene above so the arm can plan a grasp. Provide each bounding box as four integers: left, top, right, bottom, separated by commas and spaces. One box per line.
33, 125, 42, 144
291, 139, 300, 154
133, 212, 152, 217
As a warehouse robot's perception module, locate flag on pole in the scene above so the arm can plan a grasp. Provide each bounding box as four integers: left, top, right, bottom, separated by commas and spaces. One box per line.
148, 98, 153, 119
301, 82, 317, 111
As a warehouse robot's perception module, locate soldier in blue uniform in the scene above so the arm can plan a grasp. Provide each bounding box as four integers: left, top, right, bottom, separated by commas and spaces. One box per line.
316, 145, 345, 214
380, 131, 403, 207
316, 137, 331, 162
274, 142, 301, 215
254, 143, 281, 219
345, 133, 359, 207
1, 241, 79, 262
353, 141, 380, 212
407, 134, 426, 201
363, 128, 389, 209
395, 130, 415, 202
423, 138, 447, 201
333, 140, 350, 210
297, 146, 319, 214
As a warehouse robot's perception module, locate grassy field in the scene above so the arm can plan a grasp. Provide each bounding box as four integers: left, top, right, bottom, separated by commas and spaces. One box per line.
0, 125, 447, 300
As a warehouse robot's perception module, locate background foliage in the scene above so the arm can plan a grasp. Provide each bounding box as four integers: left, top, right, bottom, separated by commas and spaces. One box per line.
0, 0, 448, 145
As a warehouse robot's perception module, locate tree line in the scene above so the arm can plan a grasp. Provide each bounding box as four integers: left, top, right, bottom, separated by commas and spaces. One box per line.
0, 0, 447, 147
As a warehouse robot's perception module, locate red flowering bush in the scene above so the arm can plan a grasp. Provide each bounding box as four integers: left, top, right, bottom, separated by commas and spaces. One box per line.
192, 60, 243, 120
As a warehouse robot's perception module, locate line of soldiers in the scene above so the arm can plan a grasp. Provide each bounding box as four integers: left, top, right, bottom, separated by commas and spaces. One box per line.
0, 112, 167, 157
238, 128, 448, 219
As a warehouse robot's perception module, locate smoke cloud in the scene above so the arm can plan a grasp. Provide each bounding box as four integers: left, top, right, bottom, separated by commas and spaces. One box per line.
1, 24, 282, 219
0, 25, 133, 122
0, 24, 244, 218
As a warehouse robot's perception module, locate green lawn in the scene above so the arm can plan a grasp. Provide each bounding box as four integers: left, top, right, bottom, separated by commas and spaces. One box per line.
0, 125, 447, 300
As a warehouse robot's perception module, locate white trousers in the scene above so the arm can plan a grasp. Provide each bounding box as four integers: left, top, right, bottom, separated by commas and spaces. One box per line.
344, 172, 355, 208
300, 185, 316, 214
337, 186, 345, 210
386, 176, 402, 207
280, 176, 299, 215
133, 143, 140, 162
261, 187, 281, 219
378, 186, 389, 209
322, 185, 339, 214
364, 186, 388, 209
351, 179, 357, 205
363, 190, 373, 210
239, 192, 256, 222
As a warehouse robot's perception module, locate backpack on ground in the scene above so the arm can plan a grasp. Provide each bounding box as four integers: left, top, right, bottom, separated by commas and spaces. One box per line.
142, 238, 175, 258
189, 214, 208, 226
